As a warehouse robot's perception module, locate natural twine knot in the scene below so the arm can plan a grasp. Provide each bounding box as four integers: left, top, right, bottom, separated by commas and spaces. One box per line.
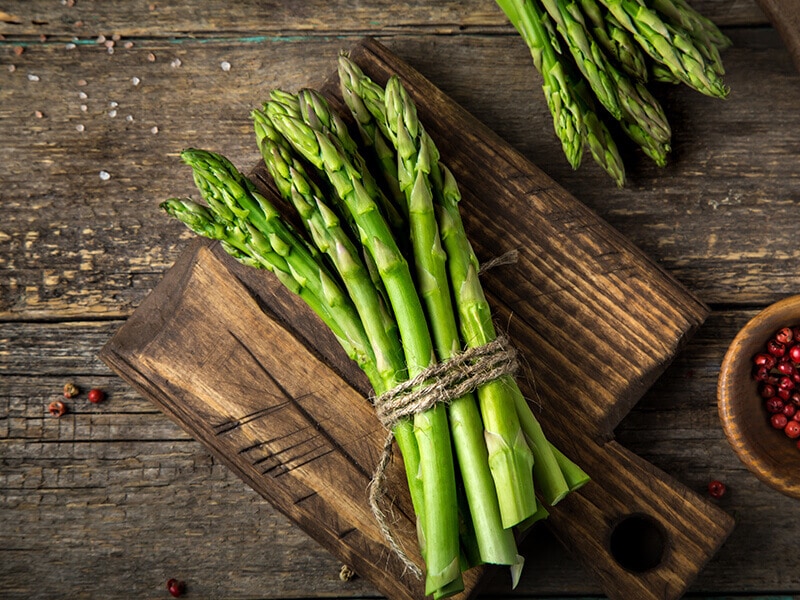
367, 334, 520, 578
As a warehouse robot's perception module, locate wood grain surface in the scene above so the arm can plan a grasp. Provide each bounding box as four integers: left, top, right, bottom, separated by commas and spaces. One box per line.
100, 38, 732, 600
2, 1, 800, 598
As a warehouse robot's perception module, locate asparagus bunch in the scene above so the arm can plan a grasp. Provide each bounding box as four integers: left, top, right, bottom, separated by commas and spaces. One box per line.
496, 0, 730, 183
163, 59, 589, 598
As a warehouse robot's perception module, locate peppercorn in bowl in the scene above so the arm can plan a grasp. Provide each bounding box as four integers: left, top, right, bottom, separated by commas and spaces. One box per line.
718, 295, 800, 500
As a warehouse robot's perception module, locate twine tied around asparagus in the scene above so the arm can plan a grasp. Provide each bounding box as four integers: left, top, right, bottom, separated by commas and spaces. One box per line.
368, 334, 520, 578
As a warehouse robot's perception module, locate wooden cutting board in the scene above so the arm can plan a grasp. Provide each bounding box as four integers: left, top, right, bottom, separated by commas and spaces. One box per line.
100, 37, 734, 600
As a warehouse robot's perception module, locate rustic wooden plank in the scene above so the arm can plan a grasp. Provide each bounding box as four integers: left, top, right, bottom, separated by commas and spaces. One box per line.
96, 38, 737, 600
98, 242, 471, 600
1, 29, 798, 323
4, 311, 800, 598
0, 0, 768, 39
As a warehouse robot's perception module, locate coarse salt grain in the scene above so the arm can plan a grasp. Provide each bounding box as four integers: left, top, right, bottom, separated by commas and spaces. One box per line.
76, 124, 85, 132
131, 76, 140, 86
108, 109, 117, 118
28, 74, 40, 82
77, 79, 87, 86
170, 58, 181, 68
107, 47, 114, 55
79, 91, 88, 99
99, 171, 111, 181
109, 101, 118, 108
65, 43, 76, 50
96, 35, 106, 44
112, 34, 121, 42
150, 126, 159, 134
124, 41, 134, 49
80, 105, 87, 112
126, 115, 134, 122
35, 111, 44, 118
147, 53, 156, 62
220, 61, 231, 72
8, 65, 16, 73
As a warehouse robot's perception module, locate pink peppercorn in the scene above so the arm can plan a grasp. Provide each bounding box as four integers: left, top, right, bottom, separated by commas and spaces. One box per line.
87, 388, 105, 404
766, 397, 785, 414
777, 327, 795, 345
708, 480, 726, 499
771, 413, 789, 430
785, 421, 800, 439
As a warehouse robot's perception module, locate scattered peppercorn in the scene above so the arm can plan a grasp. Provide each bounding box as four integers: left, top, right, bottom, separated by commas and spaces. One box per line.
708, 480, 726, 499
166, 578, 186, 598
63, 382, 80, 398
48, 400, 67, 418
87, 388, 106, 404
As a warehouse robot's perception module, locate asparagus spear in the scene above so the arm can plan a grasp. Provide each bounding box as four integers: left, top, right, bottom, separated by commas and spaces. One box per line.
267, 89, 407, 237
597, 0, 729, 98
652, 0, 731, 72
538, 0, 672, 149
497, 0, 586, 169
495, 0, 626, 183
579, 0, 649, 82
161, 149, 381, 388
435, 166, 570, 508
266, 103, 463, 595
251, 107, 429, 551
383, 74, 523, 569
339, 56, 579, 508
337, 56, 407, 214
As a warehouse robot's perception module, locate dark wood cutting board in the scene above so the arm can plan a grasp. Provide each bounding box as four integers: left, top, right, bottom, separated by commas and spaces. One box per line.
100, 37, 734, 600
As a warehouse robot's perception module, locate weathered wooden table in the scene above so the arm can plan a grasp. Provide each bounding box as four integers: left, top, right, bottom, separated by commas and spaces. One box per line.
2, 1, 799, 598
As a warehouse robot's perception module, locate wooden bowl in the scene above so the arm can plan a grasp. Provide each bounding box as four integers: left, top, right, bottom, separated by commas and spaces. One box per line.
718, 295, 800, 499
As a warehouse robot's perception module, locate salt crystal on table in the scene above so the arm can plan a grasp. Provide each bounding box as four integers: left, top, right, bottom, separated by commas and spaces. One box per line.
99, 171, 111, 181
79, 91, 88, 99
124, 41, 134, 49
108, 110, 117, 118
170, 58, 181, 68
151, 126, 159, 134
126, 115, 134, 122
76, 124, 85, 132
131, 76, 140, 86
220, 61, 231, 72
80, 105, 87, 112
109, 101, 118, 108
28, 74, 40, 82
8, 65, 16, 73
65, 43, 76, 50
96, 35, 106, 44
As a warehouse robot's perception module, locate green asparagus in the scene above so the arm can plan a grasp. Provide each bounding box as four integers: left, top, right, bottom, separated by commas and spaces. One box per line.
266, 98, 463, 596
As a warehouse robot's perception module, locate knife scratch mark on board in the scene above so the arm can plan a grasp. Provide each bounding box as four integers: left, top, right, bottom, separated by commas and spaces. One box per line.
227, 330, 376, 480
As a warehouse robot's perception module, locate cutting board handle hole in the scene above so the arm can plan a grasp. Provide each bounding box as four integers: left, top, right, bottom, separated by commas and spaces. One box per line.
608, 513, 666, 573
